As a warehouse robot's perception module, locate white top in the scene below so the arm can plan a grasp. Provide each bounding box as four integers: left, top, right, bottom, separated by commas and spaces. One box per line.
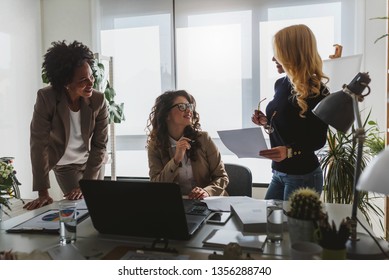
57, 110, 88, 166
169, 137, 196, 195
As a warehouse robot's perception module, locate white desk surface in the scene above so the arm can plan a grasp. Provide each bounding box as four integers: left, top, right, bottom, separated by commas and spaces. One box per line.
0, 200, 368, 260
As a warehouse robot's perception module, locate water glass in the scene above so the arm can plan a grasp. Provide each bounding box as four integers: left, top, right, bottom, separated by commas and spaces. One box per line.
266, 200, 284, 243
58, 201, 77, 245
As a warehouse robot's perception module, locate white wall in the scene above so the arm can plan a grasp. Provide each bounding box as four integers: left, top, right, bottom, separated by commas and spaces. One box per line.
362, 0, 387, 131
41, 0, 93, 53
362, 0, 387, 239
0, 0, 42, 199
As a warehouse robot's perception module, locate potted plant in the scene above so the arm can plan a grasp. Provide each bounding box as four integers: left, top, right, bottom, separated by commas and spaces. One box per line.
286, 187, 325, 244
317, 213, 350, 259
318, 110, 385, 229
0, 157, 22, 221
92, 56, 125, 180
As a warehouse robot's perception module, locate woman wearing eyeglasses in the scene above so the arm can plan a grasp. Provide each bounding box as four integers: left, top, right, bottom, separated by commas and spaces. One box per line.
24, 41, 108, 210
147, 90, 229, 199
252, 24, 329, 200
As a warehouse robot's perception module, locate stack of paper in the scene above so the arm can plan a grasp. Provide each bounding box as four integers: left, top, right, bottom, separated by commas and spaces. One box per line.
231, 200, 288, 233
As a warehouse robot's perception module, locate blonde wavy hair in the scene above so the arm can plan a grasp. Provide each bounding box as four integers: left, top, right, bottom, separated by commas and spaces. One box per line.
273, 24, 329, 117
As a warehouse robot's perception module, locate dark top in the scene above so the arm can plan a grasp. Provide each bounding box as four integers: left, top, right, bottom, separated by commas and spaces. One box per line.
266, 76, 328, 175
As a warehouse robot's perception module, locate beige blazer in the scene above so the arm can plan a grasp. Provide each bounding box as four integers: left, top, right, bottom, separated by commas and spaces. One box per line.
30, 86, 108, 191
148, 131, 229, 196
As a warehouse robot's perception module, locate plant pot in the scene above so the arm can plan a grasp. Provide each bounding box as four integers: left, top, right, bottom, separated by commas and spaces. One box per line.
321, 248, 347, 260
287, 216, 316, 245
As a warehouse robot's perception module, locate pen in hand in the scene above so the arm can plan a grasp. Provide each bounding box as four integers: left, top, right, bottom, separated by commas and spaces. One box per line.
171, 140, 195, 148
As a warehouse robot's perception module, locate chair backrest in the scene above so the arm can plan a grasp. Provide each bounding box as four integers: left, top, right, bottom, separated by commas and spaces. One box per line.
224, 163, 253, 197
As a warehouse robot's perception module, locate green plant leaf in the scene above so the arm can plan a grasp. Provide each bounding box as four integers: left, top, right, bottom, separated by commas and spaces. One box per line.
319, 109, 385, 232
374, 34, 388, 44
370, 17, 388, 44
92, 57, 125, 124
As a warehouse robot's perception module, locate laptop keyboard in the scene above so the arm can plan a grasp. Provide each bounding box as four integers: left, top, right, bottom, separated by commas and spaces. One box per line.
187, 205, 208, 215
183, 200, 211, 216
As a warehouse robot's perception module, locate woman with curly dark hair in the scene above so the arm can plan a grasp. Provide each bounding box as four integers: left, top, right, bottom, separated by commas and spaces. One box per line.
24, 40, 108, 210
147, 90, 228, 199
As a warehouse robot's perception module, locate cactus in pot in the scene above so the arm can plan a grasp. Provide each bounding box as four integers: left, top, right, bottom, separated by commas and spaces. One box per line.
287, 187, 324, 220
286, 187, 325, 246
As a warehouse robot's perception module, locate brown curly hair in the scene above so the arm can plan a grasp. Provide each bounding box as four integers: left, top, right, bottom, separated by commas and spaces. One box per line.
146, 90, 202, 161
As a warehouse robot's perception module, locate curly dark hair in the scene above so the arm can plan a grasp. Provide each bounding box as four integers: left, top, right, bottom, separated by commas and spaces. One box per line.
146, 90, 202, 161
42, 40, 94, 91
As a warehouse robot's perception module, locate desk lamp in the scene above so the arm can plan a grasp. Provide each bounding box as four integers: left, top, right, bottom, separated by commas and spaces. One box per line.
312, 72, 389, 259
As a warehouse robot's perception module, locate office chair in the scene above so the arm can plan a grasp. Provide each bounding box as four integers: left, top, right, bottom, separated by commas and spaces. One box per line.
224, 163, 253, 197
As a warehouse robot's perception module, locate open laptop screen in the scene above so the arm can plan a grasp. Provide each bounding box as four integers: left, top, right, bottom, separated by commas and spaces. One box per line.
79, 179, 207, 240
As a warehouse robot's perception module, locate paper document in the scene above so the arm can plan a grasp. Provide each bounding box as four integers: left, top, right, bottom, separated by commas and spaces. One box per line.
47, 244, 86, 260
217, 127, 269, 158
6, 209, 89, 233
203, 196, 259, 212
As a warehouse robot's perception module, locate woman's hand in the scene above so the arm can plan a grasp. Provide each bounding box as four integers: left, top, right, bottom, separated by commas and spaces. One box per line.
173, 137, 192, 165
252, 110, 268, 126
23, 190, 53, 210
64, 187, 83, 200
188, 187, 209, 200
259, 146, 287, 162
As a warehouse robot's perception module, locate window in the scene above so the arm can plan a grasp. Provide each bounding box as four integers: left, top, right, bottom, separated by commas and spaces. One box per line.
97, 0, 365, 183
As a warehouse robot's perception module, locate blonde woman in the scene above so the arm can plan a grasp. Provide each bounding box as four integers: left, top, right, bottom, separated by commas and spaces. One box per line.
252, 24, 329, 200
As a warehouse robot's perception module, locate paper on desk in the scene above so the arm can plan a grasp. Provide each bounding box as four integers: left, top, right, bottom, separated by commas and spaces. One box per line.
47, 244, 86, 260
217, 127, 269, 158
203, 196, 259, 212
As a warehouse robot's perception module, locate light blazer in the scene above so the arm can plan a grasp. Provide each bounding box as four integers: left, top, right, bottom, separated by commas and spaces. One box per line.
30, 86, 108, 191
148, 131, 229, 196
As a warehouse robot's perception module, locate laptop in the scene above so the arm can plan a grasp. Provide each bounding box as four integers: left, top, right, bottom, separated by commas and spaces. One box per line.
79, 179, 211, 241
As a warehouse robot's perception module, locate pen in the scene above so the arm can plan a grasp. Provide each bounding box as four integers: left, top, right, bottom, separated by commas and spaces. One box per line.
171, 140, 195, 148
257, 97, 267, 111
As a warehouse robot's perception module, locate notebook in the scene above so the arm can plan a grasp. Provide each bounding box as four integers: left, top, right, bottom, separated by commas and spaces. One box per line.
79, 179, 211, 241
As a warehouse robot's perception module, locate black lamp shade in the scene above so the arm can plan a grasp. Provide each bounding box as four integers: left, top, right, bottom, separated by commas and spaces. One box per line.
312, 90, 354, 133
312, 72, 371, 134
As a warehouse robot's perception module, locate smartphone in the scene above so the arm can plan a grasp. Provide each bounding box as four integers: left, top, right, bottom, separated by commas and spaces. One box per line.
206, 212, 231, 225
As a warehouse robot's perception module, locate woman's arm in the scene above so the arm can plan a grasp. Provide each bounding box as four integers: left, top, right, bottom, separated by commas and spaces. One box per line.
83, 92, 109, 179
201, 133, 229, 196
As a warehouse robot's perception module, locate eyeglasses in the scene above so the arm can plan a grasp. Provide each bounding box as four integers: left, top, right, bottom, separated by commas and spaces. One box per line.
170, 103, 194, 112
264, 111, 277, 134
257, 97, 267, 111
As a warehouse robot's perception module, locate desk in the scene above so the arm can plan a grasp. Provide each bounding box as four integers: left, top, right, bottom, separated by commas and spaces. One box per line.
0, 200, 368, 260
